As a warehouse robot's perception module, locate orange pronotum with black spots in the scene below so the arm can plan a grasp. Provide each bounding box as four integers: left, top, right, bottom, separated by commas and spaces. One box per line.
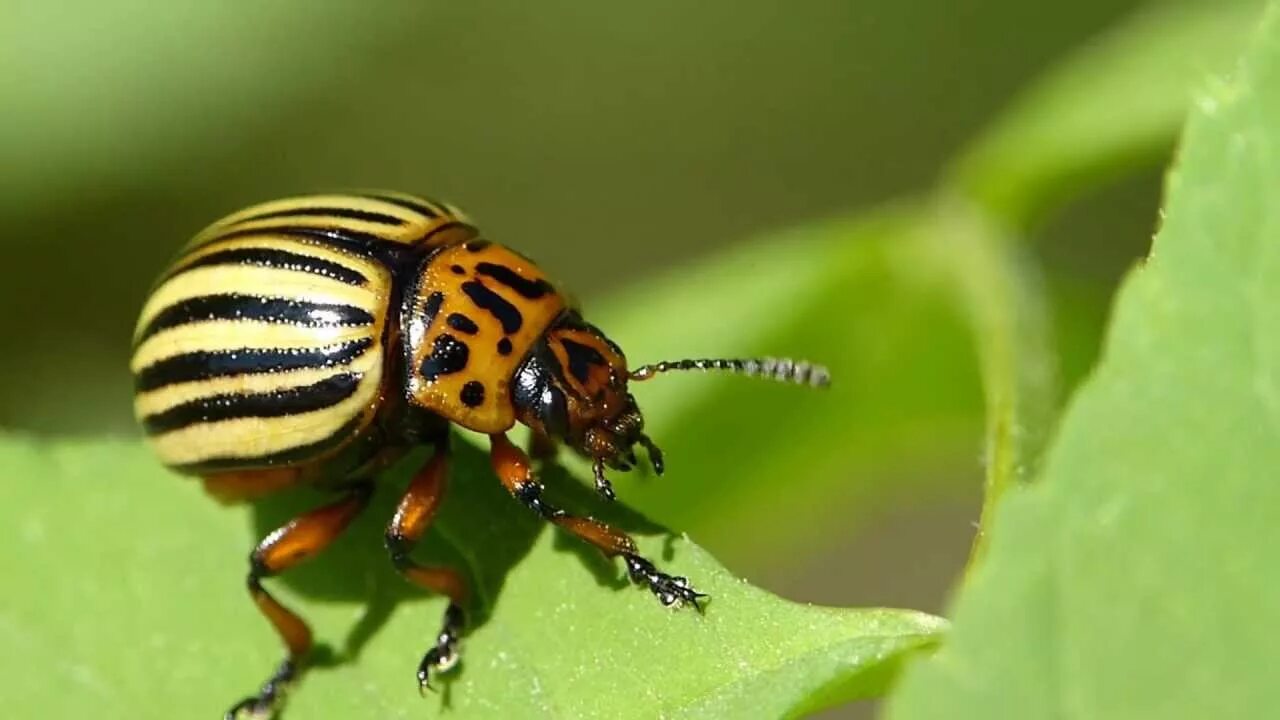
130, 191, 831, 719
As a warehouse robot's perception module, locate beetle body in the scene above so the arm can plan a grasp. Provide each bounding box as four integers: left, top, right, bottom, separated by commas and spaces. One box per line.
133, 193, 573, 484
131, 192, 828, 719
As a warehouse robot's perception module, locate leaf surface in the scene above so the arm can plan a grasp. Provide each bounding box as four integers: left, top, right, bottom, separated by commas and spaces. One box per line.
0, 435, 943, 719
888, 6, 1280, 718
953, 0, 1262, 226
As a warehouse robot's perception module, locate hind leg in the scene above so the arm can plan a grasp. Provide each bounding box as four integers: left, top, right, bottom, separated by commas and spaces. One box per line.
224, 480, 373, 720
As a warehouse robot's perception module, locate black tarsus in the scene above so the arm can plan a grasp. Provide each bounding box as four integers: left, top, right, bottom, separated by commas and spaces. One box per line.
513, 481, 565, 519
623, 553, 707, 610
592, 459, 616, 501
224, 658, 298, 720
417, 603, 465, 695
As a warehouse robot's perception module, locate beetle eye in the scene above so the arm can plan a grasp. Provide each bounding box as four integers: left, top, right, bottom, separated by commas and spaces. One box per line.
539, 384, 569, 437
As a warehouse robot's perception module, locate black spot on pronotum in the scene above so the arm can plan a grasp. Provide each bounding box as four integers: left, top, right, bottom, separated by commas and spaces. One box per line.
446, 313, 479, 335
461, 280, 522, 334
422, 291, 445, 325
497, 338, 513, 356
475, 262, 553, 299
450, 264, 466, 275
464, 240, 492, 252
420, 334, 469, 381
459, 380, 486, 408
560, 338, 608, 384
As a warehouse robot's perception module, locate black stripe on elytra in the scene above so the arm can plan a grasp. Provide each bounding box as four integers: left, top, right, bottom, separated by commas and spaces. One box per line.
461, 280, 522, 334
447, 313, 479, 335
142, 373, 362, 435
201, 226, 400, 265
475, 262, 552, 299
560, 337, 608, 385
137, 294, 375, 344
167, 247, 367, 286
420, 334, 469, 381
357, 193, 439, 218
237, 206, 406, 226
417, 221, 477, 248
134, 337, 373, 393
174, 415, 365, 473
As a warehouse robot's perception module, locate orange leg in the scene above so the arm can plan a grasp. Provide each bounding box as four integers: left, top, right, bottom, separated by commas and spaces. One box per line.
226, 481, 373, 720
385, 440, 471, 693
489, 433, 705, 608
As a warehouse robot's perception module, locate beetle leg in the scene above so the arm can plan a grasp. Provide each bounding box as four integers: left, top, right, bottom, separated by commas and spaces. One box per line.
591, 458, 617, 501
488, 433, 706, 609
225, 481, 374, 720
385, 438, 470, 695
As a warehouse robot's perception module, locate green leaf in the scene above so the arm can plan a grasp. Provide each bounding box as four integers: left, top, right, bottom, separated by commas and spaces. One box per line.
921, 199, 1057, 569
953, 0, 1262, 228
0, 434, 944, 719
564, 199, 1052, 577
888, 5, 1280, 718
586, 208, 987, 569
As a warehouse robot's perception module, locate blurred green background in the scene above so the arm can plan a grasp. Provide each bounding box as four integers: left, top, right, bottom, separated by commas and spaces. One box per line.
4, 1, 1184, 716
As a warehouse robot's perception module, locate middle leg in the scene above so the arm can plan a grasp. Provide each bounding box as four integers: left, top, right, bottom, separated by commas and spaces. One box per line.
489, 433, 705, 608
385, 437, 471, 693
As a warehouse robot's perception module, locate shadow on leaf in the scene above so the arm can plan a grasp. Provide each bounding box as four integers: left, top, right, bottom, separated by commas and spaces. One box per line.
247, 435, 678, 690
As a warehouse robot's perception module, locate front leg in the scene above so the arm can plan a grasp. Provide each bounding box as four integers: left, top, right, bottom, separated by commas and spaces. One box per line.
488, 433, 705, 609
530, 429, 618, 502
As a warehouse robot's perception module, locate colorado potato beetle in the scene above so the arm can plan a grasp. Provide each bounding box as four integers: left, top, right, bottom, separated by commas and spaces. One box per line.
130, 192, 830, 718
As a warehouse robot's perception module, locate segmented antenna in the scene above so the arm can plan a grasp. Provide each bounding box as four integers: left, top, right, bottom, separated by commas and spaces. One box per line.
629, 357, 830, 388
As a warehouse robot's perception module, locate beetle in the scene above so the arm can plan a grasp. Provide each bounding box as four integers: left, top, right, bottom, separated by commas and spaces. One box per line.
130, 192, 830, 719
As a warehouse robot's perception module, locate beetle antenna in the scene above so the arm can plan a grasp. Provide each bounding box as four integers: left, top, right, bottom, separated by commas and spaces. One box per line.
629, 357, 830, 388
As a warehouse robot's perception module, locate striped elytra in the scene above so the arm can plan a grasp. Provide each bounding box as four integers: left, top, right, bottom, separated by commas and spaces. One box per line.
130, 191, 538, 475
132, 191, 832, 717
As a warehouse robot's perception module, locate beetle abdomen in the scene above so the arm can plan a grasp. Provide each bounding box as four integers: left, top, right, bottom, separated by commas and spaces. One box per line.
131, 232, 393, 473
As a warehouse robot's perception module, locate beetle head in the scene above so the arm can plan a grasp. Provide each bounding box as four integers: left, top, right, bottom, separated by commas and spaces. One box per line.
512, 313, 658, 476
513, 311, 830, 490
